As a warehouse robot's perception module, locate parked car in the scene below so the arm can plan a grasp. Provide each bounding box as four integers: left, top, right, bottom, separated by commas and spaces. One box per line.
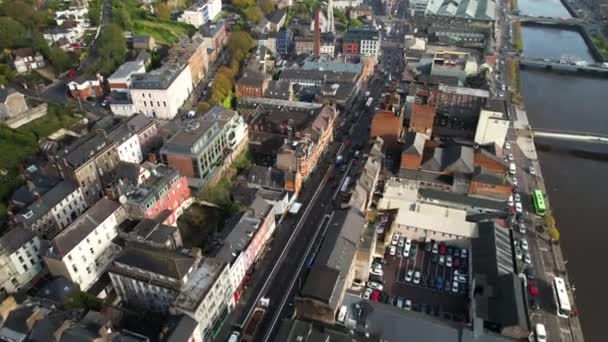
398, 237, 405, 248
515, 202, 523, 214
389, 246, 396, 256
530, 296, 541, 311
515, 247, 523, 260
526, 267, 536, 279
520, 239, 529, 251
425, 242, 432, 252
405, 269, 414, 282
404, 299, 412, 310
529, 166, 536, 175
363, 288, 373, 299
453, 258, 460, 269
436, 276, 444, 290
524, 253, 532, 265
508, 153, 514, 161
461, 248, 468, 258
396, 296, 404, 308
413, 271, 421, 285
447, 246, 454, 255
432, 253, 439, 263
432, 243, 438, 254
505, 142, 511, 149
373, 257, 386, 265
528, 280, 539, 296
452, 281, 459, 293
514, 193, 521, 203
508, 195, 514, 207
368, 281, 384, 291
439, 243, 447, 255
453, 248, 460, 257
446, 255, 453, 268
518, 223, 527, 234
391, 233, 399, 246
370, 268, 384, 277
439, 255, 446, 265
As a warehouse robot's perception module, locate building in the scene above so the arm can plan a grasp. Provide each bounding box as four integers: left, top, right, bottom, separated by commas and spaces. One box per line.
275, 105, 337, 193
200, 20, 228, 58
161, 106, 248, 188
474, 144, 507, 173
0, 228, 43, 295
342, 28, 381, 58
130, 64, 193, 120
14, 180, 87, 239
332, 0, 363, 8
296, 208, 366, 324
430, 51, 478, 83
107, 123, 144, 164
320, 33, 336, 56
425, 0, 496, 22
121, 163, 191, 225
409, 89, 437, 136
171, 260, 233, 340
370, 110, 405, 145
11, 48, 45, 73
472, 221, 529, 339
294, 35, 314, 55
474, 109, 509, 148
215, 198, 275, 302
0, 88, 28, 120
351, 5, 373, 19
264, 80, 293, 100
125, 114, 161, 156
468, 166, 512, 200
347, 137, 383, 215
268, 9, 287, 31
279, 68, 361, 88
235, 165, 292, 216
68, 74, 104, 101
417, 187, 507, 215
109, 244, 199, 312
107, 60, 146, 92
275, 29, 293, 56
50, 131, 121, 206
133, 35, 156, 50
119, 216, 183, 250
166, 34, 209, 86
43, 198, 125, 291
393, 201, 478, 241
178, 0, 222, 28
235, 70, 270, 98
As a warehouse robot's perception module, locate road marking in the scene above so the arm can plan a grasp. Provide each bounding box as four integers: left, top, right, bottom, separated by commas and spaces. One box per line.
262, 210, 337, 341
237, 143, 344, 328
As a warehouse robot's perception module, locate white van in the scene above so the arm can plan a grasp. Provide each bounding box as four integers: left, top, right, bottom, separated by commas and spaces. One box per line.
337, 305, 348, 323
509, 163, 516, 175
535, 323, 547, 342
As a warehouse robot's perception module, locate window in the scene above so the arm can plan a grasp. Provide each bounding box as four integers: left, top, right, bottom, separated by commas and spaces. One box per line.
23, 264, 28, 271
148, 93, 152, 98
90, 247, 94, 255
157, 101, 160, 107
18, 256, 24, 263
163, 101, 167, 107
150, 101, 154, 107
72, 265, 78, 273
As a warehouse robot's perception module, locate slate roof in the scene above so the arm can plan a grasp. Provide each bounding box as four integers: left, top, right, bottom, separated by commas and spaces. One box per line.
443, 145, 475, 173
402, 132, 426, 156
0, 87, 18, 102
163, 315, 198, 342
474, 273, 528, 329
472, 221, 514, 279
247, 165, 285, 190
418, 188, 506, 212
16, 180, 80, 226
264, 80, 291, 100
426, 0, 496, 21
131, 63, 186, 90
472, 166, 511, 186
0, 228, 35, 254
113, 244, 195, 280
48, 198, 121, 258
300, 208, 366, 309
421, 147, 444, 172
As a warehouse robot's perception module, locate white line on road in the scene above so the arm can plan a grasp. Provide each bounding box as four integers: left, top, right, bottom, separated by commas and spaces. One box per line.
237, 144, 344, 328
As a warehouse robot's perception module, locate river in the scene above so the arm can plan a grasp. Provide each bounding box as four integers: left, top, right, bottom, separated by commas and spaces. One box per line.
519, 0, 608, 341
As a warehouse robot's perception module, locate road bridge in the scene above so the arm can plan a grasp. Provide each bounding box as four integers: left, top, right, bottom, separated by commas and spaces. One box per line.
532, 128, 608, 144
520, 58, 608, 75
510, 14, 589, 26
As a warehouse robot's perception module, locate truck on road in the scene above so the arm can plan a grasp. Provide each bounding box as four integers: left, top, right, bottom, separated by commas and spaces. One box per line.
242, 298, 270, 342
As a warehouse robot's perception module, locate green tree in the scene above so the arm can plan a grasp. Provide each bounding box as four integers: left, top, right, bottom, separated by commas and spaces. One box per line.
258, 0, 274, 15
243, 5, 263, 24
544, 213, 556, 228
547, 227, 560, 241
226, 31, 255, 62
48, 47, 73, 72
349, 17, 363, 28
113, 4, 133, 30
88, 0, 102, 26
65, 290, 102, 311
232, 0, 255, 9
0, 0, 40, 28
0, 64, 16, 85
0, 17, 28, 50
198, 101, 211, 112
93, 24, 127, 75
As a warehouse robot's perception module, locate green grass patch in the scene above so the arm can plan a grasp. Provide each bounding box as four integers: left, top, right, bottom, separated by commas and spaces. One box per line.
591, 34, 608, 60
513, 21, 523, 53
133, 20, 189, 45
0, 105, 80, 224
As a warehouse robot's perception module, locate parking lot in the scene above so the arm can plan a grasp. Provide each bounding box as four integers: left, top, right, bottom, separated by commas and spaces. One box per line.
381, 239, 470, 322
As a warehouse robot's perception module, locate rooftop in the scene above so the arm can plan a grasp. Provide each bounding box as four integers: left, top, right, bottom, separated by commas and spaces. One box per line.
200, 20, 225, 37
264, 80, 292, 100
162, 106, 237, 153
56, 131, 113, 167
343, 28, 380, 42
108, 60, 146, 81
112, 244, 196, 280
432, 51, 469, 72
247, 165, 285, 190
16, 180, 79, 226
47, 198, 121, 258
301, 61, 363, 74
172, 259, 226, 312
419, 187, 507, 212
395, 201, 478, 238
130, 63, 186, 90
472, 221, 514, 279
0, 228, 36, 255
126, 163, 180, 204
280, 68, 360, 84
438, 84, 490, 98
0, 87, 19, 102
426, 0, 496, 21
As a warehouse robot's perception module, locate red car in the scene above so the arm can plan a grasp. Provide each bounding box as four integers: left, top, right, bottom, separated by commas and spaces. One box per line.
439, 243, 447, 255
453, 258, 460, 269
528, 280, 539, 296
371, 290, 381, 302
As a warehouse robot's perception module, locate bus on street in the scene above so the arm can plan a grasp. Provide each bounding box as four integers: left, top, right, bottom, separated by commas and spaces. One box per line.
553, 276, 571, 318
532, 190, 547, 215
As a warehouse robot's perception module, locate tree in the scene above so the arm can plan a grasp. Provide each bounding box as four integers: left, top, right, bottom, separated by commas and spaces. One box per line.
0, 64, 16, 85
0, 17, 28, 50
65, 290, 102, 311
243, 5, 263, 24
113, 4, 133, 30
547, 227, 560, 241
88, 0, 102, 26
156, 3, 171, 20
93, 24, 127, 75
349, 17, 363, 28
198, 102, 211, 112
227, 31, 255, 62
232, 0, 255, 9
544, 213, 556, 228
48, 47, 73, 72
0, 0, 40, 29
259, 0, 275, 15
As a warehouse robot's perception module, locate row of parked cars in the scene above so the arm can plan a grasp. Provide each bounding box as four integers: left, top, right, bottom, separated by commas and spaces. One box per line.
389, 233, 417, 258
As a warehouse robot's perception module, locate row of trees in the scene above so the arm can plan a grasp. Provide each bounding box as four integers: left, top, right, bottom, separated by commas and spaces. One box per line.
201, 30, 255, 109
231, 0, 275, 24
92, 23, 127, 76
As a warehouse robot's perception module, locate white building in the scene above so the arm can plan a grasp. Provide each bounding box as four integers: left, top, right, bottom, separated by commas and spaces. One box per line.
178, 0, 222, 28
474, 109, 509, 148
107, 60, 146, 92
43, 198, 125, 291
332, 0, 363, 9
129, 64, 193, 120
11, 48, 45, 74
108, 124, 144, 164
109, 244, 199, 313
172, 260, 234, 340
409, 0, 430, 16
320, 40, 335, 57
16, 180, 88, 239
360, 37, 381, 58
0, 228, 44, 295
393, 202, 478, 241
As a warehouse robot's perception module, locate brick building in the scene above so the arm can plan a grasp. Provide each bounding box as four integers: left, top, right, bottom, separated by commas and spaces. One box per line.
468, 166, 512, 200
409, 89, 437, 136
68, 74, 104, 101
474, 144, 507, 174
166, 34, 209, 86
235, 70, 270, 98
370, 110, 404, 144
